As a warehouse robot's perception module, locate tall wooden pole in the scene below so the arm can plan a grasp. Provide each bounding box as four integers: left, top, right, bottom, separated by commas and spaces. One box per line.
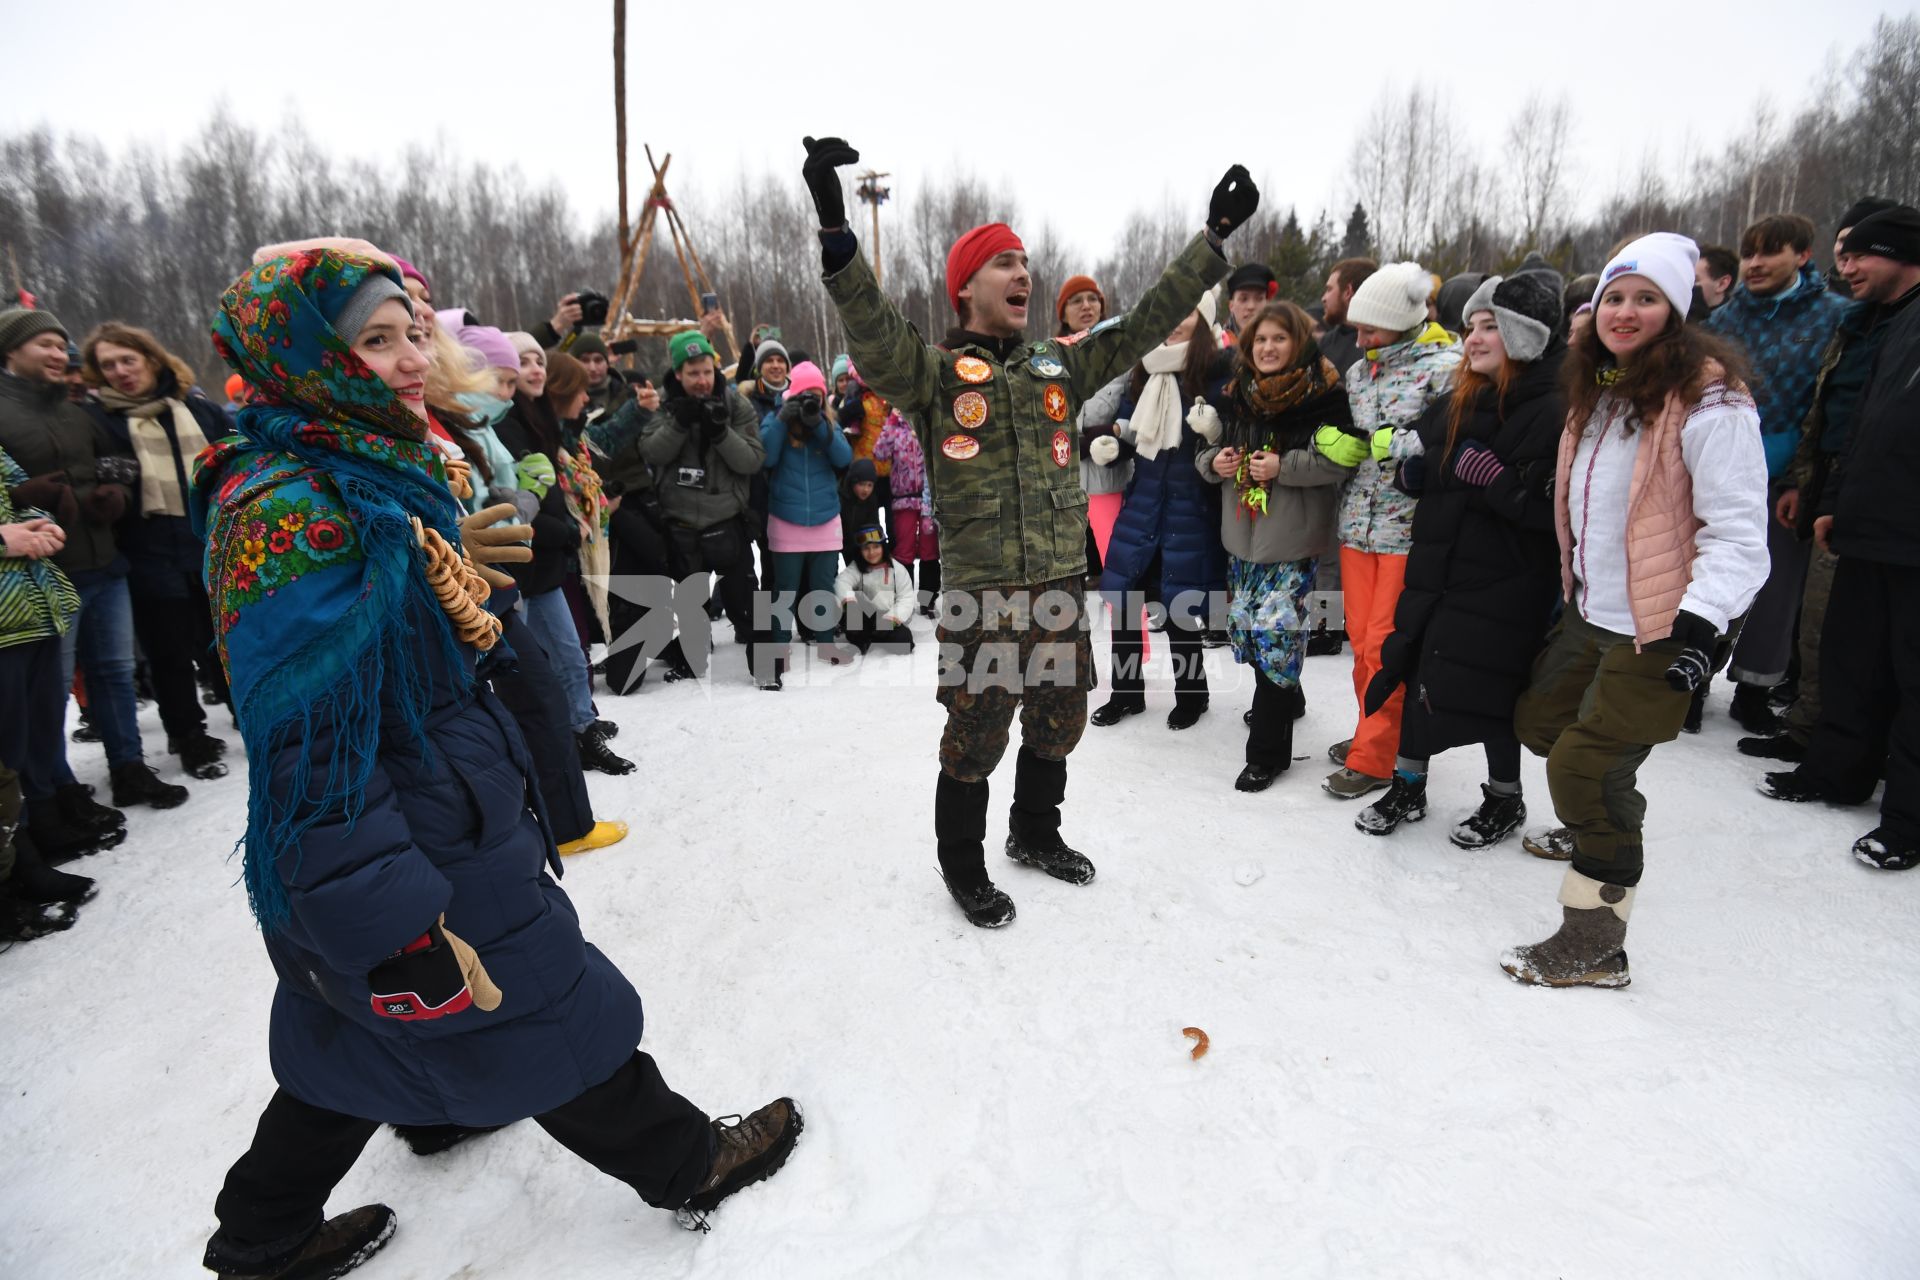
613, 0, 630, 288
855, 170, 891, 288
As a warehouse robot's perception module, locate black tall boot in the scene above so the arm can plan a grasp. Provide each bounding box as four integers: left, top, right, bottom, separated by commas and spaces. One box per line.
935, 772, 1012, 928
1238, 669, 1296, 792
1005, 748, 1096, 884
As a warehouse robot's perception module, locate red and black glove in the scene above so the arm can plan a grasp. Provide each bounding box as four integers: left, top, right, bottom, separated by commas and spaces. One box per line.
368, 918, 501, 1021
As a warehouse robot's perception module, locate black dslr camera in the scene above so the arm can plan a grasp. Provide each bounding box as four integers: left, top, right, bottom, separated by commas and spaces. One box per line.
575, 290, 610, 328
702, 399, 730, 428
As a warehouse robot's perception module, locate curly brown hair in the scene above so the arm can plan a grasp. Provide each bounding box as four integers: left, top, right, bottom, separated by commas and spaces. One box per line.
1560, 307, 1751, 433
1233, 302, 1318, 380
80, 321, 195, 393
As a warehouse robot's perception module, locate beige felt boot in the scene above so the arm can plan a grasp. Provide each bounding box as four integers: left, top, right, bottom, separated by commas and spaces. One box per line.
1500, 867, 1634, 989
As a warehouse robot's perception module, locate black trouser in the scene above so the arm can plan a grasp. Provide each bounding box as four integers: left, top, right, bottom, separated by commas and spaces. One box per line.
488, 609, 594, 846
1245, 665, 1294, 766
603, 510, 674, 694
846, 613, 914, 653
1803, 557, 1919, 840
131, 593, 229, 743
1397, 695, 1521, 783
0, 636, 70, 809
209, 1052, 714, 1270
1108, 552, 1207, 709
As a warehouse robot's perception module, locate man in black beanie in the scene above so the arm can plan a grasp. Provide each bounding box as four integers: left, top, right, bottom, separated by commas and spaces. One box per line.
1223, 262, 1277, 336
1759, 205, 1920, 871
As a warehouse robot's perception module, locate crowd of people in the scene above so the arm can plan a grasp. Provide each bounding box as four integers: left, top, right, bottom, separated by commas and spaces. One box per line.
0, 131, 1915, 1274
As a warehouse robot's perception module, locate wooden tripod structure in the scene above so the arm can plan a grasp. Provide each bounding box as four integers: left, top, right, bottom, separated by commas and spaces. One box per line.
604, 147, 738, 360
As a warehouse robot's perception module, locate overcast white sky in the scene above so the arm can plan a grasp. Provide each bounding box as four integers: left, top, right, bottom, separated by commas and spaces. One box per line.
1, 0, 1899, 259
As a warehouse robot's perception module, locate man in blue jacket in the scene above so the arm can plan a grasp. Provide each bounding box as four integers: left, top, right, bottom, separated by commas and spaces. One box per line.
1706, 212, 1854, 735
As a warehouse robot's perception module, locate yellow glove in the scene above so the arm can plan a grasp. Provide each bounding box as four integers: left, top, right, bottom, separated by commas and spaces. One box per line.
1370, 427, 1397, 462
1313, 426, 1369, 469
458, 503, 535, 592
440, 916, 502, 1012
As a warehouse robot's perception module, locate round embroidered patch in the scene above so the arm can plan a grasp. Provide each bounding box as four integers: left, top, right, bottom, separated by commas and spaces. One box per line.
954, 356, 992, 384
1051, 429, 1071, 468
1029, 355, 1065, 378
952, 391, 989, 430
1043, 384, 1069, 422
941, 434, 981, 461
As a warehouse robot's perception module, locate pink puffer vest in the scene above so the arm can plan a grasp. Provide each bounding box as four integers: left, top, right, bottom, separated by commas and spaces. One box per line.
1553, 363, 1730, 648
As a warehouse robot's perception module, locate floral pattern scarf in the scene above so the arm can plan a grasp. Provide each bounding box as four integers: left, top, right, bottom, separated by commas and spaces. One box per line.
191, 247, 466, 932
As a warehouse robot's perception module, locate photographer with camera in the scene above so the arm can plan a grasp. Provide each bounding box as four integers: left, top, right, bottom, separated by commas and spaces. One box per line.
630, 331, 768, 684
760, 361, 855, 685
534, 289, 611, 349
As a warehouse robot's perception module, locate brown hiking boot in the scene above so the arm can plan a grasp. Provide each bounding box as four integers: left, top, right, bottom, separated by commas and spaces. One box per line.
1520, 825, 1575, 861
684, 1098, 803, 1217
204, 1203, 395, 1278
1501, 869, 1634, 989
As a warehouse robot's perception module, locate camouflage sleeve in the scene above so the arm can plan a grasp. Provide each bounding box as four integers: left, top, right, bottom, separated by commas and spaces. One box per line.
1066, 233, 1229, 399
821, 247, 942, 427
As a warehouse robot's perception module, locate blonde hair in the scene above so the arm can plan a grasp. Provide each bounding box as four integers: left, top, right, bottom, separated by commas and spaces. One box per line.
424, 325, 495, 405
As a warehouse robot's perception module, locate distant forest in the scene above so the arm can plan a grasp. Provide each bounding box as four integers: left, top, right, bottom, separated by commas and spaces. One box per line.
2, 15, 1914, 380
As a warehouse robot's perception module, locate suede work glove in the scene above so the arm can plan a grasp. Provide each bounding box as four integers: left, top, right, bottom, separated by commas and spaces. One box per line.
1313, 426, 1368, 468
1663, 610, 1719, 694
458, 503, 536, 591
368, 916, 501, 1021
1186, 401, 1223, 444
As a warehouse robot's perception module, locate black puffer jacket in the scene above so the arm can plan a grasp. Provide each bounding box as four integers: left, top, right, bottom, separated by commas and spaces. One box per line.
1374, 349, 1566, 750
494, 394, 579, 597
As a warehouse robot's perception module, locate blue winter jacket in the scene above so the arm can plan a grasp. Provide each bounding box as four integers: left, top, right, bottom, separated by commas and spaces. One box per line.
1100, 381, 1228, 607
261, 600, 644, 1127
761, 410, 853, 526
1706, 265, 1855, 477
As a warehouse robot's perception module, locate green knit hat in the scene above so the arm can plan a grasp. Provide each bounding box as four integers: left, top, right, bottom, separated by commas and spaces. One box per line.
670, 330, 717, 370
0, 307, 67, 356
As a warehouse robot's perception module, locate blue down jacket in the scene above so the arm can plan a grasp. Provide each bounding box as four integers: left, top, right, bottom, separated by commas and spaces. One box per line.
1100, 381, 1228, 604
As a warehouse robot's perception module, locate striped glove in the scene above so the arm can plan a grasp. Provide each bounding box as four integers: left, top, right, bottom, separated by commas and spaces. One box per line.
1452, 443, 1505, 488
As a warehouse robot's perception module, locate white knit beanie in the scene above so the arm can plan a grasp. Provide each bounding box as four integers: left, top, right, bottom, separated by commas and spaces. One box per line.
1592, 233, 1698, 320
1345, 261, 1432, 333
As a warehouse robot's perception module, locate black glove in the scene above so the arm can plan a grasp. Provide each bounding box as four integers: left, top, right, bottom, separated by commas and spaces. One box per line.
801, 136, 860, 230
1663, 610, 1718, 693
85, 483, 130, 524
12, 471, 71, 511
698, 397, 731, 445
669, 396, 705, 430
1390, 455, 1427, 498
1207, 165, 1260, 240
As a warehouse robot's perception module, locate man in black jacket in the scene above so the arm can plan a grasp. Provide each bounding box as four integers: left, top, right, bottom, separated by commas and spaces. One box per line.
1758, 206, 1920, 870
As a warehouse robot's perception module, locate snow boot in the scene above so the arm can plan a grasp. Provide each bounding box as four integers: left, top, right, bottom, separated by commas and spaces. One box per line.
816, 637, 859, 666
170, 733, 230, 780
576, 730, 636, 776
1090, 696, 1145, 727
1758, 769, 1866, 805
1355, 773, 1426, 835
1305, 624, 1345, 656
110, 762, 189, 810
1005, 748, 1096, 885
1682, 681, 1708, 734
1449, 786, 1527, 850
1738, 733, 1805, 762
758, 657, 786, 692
390, 1122, 507, 1156
1500, 868, 1633, 989
35, 786, 127, 861
1322, 766, 1388, 800
936, 772, 1013, 927
1520, 825, 1575, 861
1166, 700, 1207, 731
1235, 762, 1282, 792
70, 710, 99, 745
557, 820, 629, 857
1326, 738, 1352, 766
9, 831, 96, 907
682, 1098, 803, 1220
0, 883, 78, 942
1852, 828, 1920, 872
586, 719, 619, 740
1728, 682, 1783, 736
203, 1203, 396, 1279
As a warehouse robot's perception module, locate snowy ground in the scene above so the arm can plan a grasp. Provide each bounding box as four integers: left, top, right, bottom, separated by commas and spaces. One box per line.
3, 614, 1917, 1280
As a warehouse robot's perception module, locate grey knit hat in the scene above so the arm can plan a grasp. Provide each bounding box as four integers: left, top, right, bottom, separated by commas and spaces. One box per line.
331, 275, 410, 344
0, 307, 68, 356
1461, 271, 1563, 363
754, 339, 790, 372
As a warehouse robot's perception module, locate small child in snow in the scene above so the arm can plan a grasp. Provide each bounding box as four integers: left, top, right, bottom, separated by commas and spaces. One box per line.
835, 526, 916, 652
840, 457, 883, 563
871, 408, 940, 610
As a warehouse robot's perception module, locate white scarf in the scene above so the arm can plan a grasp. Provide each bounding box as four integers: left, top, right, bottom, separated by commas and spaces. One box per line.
127, 400, 211, 518
1129, 341, 1191, 461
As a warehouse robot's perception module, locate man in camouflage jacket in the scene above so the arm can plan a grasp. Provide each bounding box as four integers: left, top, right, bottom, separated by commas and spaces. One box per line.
799, 135, 1256, 928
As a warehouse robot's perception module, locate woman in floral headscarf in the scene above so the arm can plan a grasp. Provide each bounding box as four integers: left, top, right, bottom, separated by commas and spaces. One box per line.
194, 242, 799, 1279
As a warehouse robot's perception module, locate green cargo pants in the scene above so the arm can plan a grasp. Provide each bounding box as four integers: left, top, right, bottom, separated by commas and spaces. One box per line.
1513, 612, 1692, 887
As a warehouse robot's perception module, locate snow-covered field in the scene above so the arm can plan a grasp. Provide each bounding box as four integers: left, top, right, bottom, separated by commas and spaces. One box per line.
4, 617, 1916, 1280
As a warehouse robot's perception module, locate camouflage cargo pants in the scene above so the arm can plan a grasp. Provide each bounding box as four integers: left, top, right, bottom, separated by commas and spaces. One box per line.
936, 577, 1094, 782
